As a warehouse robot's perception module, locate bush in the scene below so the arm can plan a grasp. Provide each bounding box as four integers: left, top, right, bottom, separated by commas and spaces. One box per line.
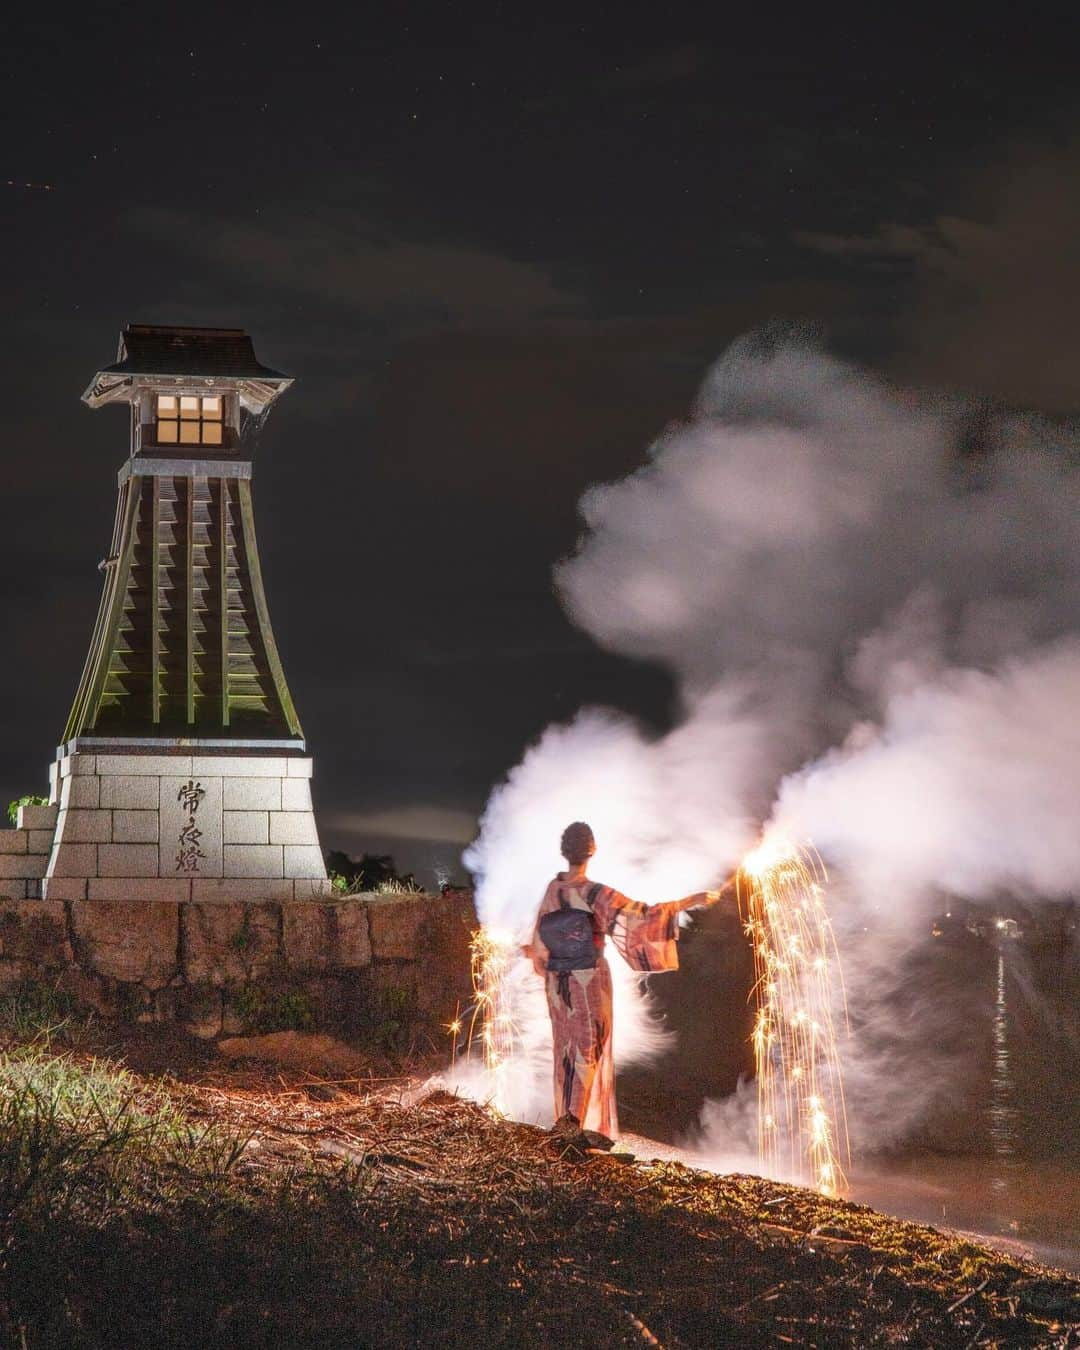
232, 984, 315, 1034
0, 982, 83, 1042
324, 850, 420, 894
371, 984, 415, 1055
6, 794, 48, 826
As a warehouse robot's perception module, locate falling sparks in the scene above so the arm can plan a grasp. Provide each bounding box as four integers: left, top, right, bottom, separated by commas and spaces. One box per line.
464, 927, 518, 1111
446, 1012, 463, 1065
739, 836, 850, 1197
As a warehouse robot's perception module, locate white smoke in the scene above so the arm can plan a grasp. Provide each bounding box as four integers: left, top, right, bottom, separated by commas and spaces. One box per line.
457, 703, 762, 1124
462, 327, 1080, 1153
774, 638, 1080, 906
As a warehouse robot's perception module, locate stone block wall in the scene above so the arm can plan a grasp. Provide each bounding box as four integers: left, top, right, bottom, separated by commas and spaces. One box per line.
0, 803, 59, 898
0, 890, 478, 1042
38, 752, 330, 902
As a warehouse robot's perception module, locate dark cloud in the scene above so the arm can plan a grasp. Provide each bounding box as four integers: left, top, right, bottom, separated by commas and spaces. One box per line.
793, 223, 932, 261
326, 805, 478, 846
129, 206, 583, 324
794, 134, 1080, 410
899, 136, 1080, 409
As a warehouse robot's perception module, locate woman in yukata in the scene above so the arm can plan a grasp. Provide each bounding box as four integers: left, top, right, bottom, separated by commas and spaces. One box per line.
526, 821, 729, 1138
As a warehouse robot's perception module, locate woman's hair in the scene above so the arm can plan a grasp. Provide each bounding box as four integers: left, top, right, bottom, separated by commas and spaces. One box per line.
560, 821, 596, 866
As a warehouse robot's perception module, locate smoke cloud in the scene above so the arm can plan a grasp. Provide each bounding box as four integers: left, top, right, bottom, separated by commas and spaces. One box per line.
463, 327, 1080, 1155
774, 638, 1080, 905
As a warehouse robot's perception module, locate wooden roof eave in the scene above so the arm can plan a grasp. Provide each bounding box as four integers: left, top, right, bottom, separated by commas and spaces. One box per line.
80, 372, 292, 413
238, 377, 294, 414
81, 374, 134, 409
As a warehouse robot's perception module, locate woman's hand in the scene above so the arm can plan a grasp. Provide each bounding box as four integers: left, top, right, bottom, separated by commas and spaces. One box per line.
702, 877, 737, 907
675, 892, 716, 912
672, 879, 735, 913
522, 942, 547, 977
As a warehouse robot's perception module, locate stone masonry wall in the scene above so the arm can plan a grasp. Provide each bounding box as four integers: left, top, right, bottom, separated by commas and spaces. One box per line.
0, 890, 478, 1042
0, 802, 58, 897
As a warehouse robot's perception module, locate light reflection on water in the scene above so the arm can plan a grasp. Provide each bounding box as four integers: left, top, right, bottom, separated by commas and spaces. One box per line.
988, 949, 1019, 1199
852, 940, 1080, 1272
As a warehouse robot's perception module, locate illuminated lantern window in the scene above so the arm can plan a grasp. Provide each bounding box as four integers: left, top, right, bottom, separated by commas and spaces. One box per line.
156, 393, 224, 446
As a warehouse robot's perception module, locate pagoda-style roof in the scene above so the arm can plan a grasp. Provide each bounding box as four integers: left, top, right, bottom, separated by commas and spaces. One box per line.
83, 325, 292, 412
101, 325, 288, 379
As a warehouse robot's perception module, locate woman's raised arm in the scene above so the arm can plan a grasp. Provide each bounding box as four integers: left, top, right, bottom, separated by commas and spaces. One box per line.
669, 877, 737, 913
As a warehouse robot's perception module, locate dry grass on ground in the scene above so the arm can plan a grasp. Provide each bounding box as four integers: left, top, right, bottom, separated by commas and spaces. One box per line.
0, 1000, 1077, 1348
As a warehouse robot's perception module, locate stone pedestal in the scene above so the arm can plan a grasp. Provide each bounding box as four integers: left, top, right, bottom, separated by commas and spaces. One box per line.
37, 752, 329, 902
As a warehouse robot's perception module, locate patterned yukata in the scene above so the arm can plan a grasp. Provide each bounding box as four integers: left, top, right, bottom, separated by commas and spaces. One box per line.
529, 875, 683, 1138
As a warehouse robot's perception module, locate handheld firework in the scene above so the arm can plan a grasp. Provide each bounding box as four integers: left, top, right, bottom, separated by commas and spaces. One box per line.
462, 928, 519, 1114
738, 835, 850, 1196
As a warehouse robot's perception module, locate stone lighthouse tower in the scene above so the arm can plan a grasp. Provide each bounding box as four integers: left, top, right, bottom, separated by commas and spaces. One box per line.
41, 324, 329, 903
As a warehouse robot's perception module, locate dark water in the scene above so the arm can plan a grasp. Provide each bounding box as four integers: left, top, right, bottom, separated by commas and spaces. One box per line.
618, 907, 1080, 1272
853, 939, 1080, 1272
850, 1152, 1080, 1273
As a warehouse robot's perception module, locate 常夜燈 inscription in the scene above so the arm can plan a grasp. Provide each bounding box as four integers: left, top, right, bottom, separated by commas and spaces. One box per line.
175, 779, 208, 872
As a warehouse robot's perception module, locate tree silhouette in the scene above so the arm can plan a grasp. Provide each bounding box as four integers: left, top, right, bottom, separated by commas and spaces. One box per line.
324, 850, 418, 893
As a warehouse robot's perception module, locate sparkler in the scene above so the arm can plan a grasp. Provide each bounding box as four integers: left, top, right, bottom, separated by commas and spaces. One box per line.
464, 927, 518, 1111
738, 835, 850, 1197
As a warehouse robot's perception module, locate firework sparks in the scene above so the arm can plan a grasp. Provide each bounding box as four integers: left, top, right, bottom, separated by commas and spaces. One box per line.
464, 927, 518, 1111
446, 1010, 463, 1065
738, 836, 850, 1197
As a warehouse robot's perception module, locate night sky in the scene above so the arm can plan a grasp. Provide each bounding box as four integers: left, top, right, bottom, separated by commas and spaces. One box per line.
4, 7, 1078, 883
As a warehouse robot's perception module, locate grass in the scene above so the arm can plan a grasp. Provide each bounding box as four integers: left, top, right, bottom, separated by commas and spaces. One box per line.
0, 1044, 246, 1227
329, 872, 424, 897
372, 878, 424, 895
0, 990, 1077, 1348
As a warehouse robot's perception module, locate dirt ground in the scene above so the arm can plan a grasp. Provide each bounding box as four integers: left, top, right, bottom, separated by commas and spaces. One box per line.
3, 1017, 1074, 1349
